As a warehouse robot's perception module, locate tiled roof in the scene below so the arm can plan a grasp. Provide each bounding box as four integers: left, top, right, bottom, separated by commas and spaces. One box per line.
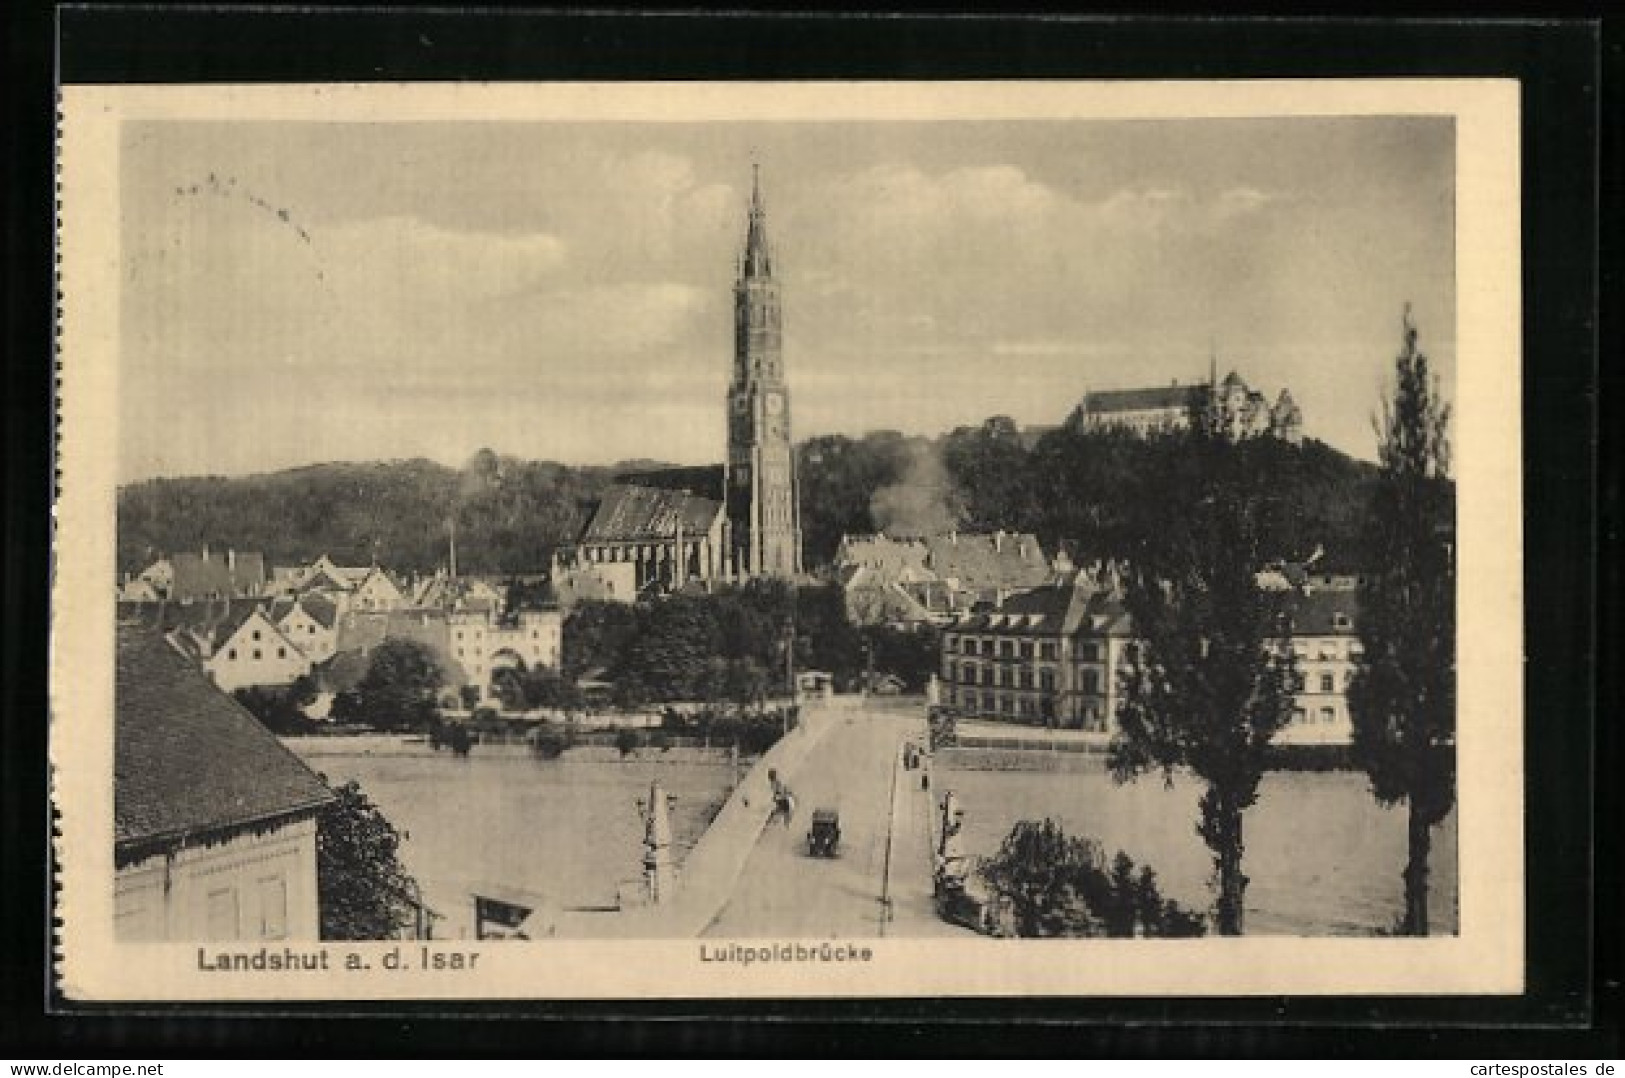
835, 534, 930, 573
1083, 384, 1207, 415
314, 648, 370, 694
922, 532, 1050, 590
952, 573, 1099, 635
1285, 589, 1360, 636
297, 593, 340, 629
115, 628, 332, 857
581, 484, 724, 544
167, 551, 266, 602
613, 464, 726, 502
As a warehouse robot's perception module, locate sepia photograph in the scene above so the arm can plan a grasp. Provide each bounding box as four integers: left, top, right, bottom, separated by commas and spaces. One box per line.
51, 79, 1524, 1000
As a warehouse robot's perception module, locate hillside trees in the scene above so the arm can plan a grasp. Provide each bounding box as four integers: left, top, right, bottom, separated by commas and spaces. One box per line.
1347, 308, 1456, 936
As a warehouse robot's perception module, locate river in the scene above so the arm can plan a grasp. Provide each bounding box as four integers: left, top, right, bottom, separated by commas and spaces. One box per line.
285, 736, 735, 939
940, 762, 1459, 936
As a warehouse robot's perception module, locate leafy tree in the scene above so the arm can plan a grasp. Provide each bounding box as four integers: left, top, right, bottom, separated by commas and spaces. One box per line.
1347, 308, 1456, 936
232, 684, 317, 736
978, 818, 1206, 938
1109, 428, 1298, 936
315, 779, 421, 940
331, 638, 444, 731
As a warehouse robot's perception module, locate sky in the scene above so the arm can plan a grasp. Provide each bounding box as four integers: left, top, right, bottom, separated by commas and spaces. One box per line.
118, 114, 1454, 483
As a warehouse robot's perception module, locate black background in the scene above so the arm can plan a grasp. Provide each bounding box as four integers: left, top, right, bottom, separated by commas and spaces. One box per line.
3, 6, 1615, 1058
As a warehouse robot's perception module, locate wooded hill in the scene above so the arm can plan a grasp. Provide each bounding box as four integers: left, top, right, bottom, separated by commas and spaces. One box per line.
118, 420, 1389, 577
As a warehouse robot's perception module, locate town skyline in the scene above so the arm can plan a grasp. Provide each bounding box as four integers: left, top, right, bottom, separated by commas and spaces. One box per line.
119, 115, 1454, 484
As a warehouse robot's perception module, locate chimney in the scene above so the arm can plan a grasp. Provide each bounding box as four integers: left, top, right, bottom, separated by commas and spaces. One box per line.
202, 544, 211, 562
994, 530, 1004, 553
228, 548, 236, 572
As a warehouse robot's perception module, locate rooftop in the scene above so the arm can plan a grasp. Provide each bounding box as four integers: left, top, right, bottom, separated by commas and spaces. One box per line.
115, 628, 333, 860
581, 483, 724, 544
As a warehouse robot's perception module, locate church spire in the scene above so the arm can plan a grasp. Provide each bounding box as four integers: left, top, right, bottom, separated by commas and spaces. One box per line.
742, 164, 772, 279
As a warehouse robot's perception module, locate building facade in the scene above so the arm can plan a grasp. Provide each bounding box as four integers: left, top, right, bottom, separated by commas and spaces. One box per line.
1076, 370, 1303, 445
115, 628, 332, 941
724, 167, 803, 579
940, 572, 1360, 743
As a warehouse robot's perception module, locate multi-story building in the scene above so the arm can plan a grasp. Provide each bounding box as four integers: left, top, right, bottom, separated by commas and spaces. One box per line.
940, 570, 1361, 743
1277, 586, 1363, 745
939, 570, 1131, 730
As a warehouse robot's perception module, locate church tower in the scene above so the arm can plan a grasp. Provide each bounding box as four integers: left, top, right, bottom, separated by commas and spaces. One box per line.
725, 167, 802, 579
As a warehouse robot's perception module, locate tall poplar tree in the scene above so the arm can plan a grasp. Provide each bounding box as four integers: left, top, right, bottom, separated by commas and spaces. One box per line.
1110, 429, 1298, 936
1347, 306, 1456, 935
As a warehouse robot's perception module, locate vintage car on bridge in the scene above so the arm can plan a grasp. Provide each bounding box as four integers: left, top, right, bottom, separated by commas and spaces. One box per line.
806, 808, 841, 857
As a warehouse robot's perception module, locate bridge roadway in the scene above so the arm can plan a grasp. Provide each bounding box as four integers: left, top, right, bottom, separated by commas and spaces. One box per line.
703, 700, 972, 938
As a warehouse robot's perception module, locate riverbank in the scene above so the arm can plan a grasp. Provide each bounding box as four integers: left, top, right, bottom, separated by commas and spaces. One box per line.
281, 733, 744, 766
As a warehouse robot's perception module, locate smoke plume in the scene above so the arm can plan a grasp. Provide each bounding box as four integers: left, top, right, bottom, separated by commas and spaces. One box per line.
870, 439, 962, 538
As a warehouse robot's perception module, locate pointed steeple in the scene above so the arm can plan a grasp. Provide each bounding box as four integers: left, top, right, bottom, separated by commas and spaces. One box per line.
741, 163, 773, 279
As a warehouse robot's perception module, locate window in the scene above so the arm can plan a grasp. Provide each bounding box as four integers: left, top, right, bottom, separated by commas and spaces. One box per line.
252, 629, 261, 641
999, 640, 1014, 658
997, 668, 1010, 687
227, 648, 237, 661
1320, 707, 1336, 724
1081, 669, 1101, 695
982, 668, 994, 686
1039, 669, 1056, 692
205, 887, 240, 940
999, 696, 1013, 715
1019, 641, 1033, 660
257, 877, 288, 940
1333, 613, 1352, 630
1292, 672, 1305, 692
1039, 642, 1058, 661
1077, 641, 1100, 662
1019, 669, 1033, 689
981, 692, 995, 712
1292, 707, 1307, 724
277, 647, 286, 659
945, 635, 958, 654
253, 649, 262, 661
1319, 673, 1335, 693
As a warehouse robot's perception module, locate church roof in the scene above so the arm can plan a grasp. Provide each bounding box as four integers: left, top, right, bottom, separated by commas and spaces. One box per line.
1083, 384, 1207, 414
115, 627, 333, 862
581, 484, 724, 544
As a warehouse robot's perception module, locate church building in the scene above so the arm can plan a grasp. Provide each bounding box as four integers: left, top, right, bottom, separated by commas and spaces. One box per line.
723, 166, 804, 579
568, 167, 804, 592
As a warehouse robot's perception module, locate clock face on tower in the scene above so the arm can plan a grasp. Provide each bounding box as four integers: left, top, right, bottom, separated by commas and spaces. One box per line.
764, 392, 784, 416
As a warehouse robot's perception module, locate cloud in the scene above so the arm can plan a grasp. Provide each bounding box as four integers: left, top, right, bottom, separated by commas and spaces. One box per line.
322, 215, 567, 299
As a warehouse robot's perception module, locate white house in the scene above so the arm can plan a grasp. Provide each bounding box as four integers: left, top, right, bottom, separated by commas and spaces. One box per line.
274, 594, 340, 665
115, 628, 334, 941
349, 567, 408, 613
203, 606, 312, 692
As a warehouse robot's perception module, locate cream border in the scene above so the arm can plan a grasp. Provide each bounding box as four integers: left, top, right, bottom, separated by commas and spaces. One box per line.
53, 79, 1523, 1001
